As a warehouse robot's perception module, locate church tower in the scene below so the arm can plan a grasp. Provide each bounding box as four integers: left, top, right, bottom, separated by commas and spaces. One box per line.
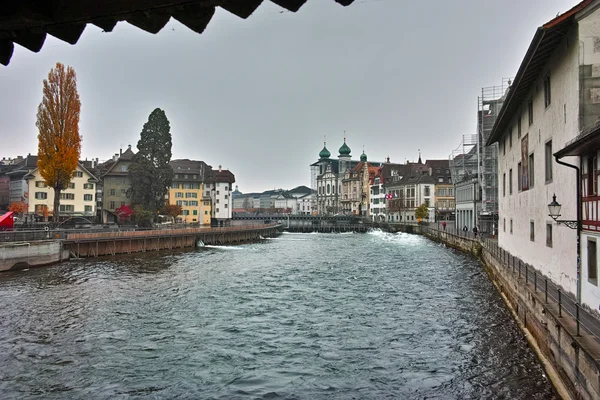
360, 149, 370, 217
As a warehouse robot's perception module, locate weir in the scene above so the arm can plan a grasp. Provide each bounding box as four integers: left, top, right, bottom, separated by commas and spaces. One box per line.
62, 224, 280, 258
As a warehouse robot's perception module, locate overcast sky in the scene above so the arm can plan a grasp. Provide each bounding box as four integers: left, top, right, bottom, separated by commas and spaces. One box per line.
0, 0, 579, 193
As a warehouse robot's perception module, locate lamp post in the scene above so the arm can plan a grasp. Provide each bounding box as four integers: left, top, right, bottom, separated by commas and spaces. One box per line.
548, 193, 581, 304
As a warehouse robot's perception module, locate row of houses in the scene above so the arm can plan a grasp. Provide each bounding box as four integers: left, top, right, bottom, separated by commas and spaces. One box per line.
310, 139, 454, 222
0, 147, 236, 226
231, 185, 315, 215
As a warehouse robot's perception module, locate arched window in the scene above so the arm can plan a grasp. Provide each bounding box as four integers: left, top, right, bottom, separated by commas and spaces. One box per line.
327, 184, 331, 194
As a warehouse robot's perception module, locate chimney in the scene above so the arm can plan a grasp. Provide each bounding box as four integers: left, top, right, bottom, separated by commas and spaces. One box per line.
218, 165, 222, 172
120, 148, 122, 156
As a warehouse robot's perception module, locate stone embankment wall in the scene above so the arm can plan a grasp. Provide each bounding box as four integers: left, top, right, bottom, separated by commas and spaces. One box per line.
0, 241, 69, 272
423, 228, 600, 400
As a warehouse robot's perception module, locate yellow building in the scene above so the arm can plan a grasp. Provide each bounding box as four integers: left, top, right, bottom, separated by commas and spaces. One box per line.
169, 159, 211, 225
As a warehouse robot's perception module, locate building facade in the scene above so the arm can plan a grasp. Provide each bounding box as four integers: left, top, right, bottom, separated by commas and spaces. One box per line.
169, 159, 209, 224
206, 166, 235, 226
486, 1, 600, 305
24, 163, 98, 220
101, 146, 135, 223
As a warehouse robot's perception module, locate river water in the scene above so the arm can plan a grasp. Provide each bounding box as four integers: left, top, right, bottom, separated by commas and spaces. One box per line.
0, 230, 556, 399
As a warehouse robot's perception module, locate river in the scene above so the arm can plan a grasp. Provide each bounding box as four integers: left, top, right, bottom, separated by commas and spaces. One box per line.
0, 230, 556, 399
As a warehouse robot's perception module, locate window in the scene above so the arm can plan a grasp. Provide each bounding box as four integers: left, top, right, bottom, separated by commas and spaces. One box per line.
84, 194, 93, 201
528, 153, 535, 188
503, 218, 506, 232
190, 201, 198, 206
59, 204, 74, 212
546, 223, 553, 248
509, 169, 513, 195
503, 173, 506, 197
530, 220, 535, 242
120, 188, 126, 196
589, 239, 597, 284
225, 204, 228, 208
35, 192, 47, 199
327, 184, 330, 195
176, 200, 183, 206
587, 156, 598, 196
68, 183, 75, 189
85, 205, 93, 212
109, 201, 115, 209
517, 163, 522, 191
184, 174, 188, 179
121, 165, 127, 172
171, 183, 179, 189
193, 210, 198, 215
509, 127, 513, 148
176, 192, 183, 198
60, 193, 75, 200
216, 208, 219, 213
193, 175, 197, 179
35, 181, 47, 188
517, 115, 521, 138
510, 219, 513, 234
224, 195, 228, 199
545, 140, 553, 182
110, 189, 116, 196
75, 171, 83, 178
424, 186, 430, 196
216, 190, 220, 195
83, 183, 94, 190
204, 210, 208, 215
503, 137, 506, 156
528, 98, 533, 125
544, 75, 551, 107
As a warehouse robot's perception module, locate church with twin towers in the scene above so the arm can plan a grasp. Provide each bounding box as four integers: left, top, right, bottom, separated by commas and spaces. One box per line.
310, 137, 383, 216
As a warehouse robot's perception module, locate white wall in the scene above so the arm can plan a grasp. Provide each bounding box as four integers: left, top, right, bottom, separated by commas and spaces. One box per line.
212, 181, 232, 220
497, 26, 579, 294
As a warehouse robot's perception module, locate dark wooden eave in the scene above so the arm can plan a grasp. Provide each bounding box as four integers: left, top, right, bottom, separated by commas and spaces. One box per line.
485, 0, 593, 147
0, 0, 356, 66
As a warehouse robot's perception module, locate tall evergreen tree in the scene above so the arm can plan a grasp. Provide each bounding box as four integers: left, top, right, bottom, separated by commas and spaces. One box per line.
127, 108, 173, 214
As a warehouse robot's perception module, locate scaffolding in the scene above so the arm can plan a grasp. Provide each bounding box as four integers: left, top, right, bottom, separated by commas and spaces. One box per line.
449, 134, 477, 184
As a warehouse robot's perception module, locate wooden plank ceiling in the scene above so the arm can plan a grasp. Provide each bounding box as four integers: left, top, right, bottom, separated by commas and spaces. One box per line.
0, 0, 355, 66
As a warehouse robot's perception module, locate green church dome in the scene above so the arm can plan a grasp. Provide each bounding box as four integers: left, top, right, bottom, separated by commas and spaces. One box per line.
360, 151, 367, 162
319, 145, 331, 159
339, 139, 351, 156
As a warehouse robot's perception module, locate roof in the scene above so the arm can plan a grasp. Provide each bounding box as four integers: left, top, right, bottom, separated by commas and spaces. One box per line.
208, 168, 235, 184
170, 158, 208, 182
24, 162, 99, 182
0, 0, 356, 66
5, 154, 39, 176
486, 0, 593, 146
555, 120, 600, 157
103, 147, 137, 177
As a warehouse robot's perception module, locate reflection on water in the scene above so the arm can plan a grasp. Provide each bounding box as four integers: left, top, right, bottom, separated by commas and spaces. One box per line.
0, 231, 556, 399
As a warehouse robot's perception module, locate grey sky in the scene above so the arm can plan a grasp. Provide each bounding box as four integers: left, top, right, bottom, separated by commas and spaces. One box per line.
0, 0, 578, 193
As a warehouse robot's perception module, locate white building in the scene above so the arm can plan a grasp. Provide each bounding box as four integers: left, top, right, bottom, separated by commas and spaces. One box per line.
487, 0, 600, 308
296, 192, 315, 215
370, 171, 385, 222
24, 163, 98, 220
206, 166, 235, 226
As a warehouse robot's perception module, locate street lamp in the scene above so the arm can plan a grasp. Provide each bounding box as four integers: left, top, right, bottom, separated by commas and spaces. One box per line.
547, 193, 581, 305
547, 194, 578, 229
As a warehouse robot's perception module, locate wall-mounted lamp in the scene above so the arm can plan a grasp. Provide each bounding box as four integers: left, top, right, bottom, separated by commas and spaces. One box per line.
547, 194, 578, 229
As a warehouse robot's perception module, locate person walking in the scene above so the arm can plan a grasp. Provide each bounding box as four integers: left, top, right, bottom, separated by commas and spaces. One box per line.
442, 221, 446, 230
473, 225, 478, 237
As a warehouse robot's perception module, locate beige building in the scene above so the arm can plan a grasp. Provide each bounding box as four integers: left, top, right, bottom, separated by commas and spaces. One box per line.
102, 146, 135, 223
24, 163, 98, 220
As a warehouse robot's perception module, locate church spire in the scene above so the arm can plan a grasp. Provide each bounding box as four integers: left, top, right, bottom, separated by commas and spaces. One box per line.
418, 149, 422, 164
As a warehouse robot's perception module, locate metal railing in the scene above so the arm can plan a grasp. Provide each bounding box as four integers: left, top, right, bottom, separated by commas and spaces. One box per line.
425, 226, 600, 343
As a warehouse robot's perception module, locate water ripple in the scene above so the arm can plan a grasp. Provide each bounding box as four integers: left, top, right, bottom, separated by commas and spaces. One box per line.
0, 232, 556, 399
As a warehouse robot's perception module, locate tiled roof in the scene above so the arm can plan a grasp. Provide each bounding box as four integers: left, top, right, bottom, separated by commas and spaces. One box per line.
1, 0, 356, 66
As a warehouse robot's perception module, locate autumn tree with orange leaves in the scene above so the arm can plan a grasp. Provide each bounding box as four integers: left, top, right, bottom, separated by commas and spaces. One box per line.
36, 62, 81, 222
